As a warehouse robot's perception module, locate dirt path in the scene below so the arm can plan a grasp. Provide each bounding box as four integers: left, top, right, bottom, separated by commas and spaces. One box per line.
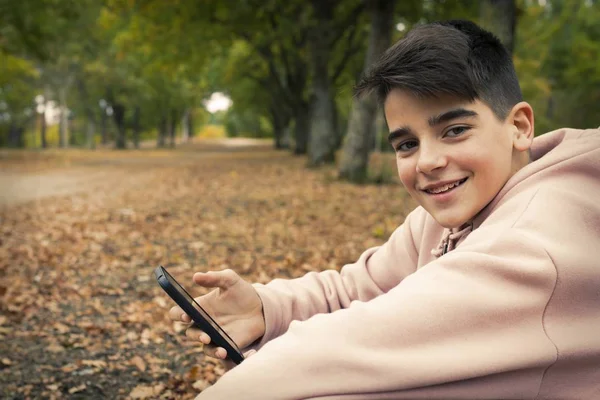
0, 138, 273, 207
0, 168, 145, 206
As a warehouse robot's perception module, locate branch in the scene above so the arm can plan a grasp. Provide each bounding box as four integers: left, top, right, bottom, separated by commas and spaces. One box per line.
330, 1, 366, 48
330, 23, 362, 85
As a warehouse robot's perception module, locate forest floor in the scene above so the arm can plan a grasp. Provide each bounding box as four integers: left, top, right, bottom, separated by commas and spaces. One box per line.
0, 139, 414, 399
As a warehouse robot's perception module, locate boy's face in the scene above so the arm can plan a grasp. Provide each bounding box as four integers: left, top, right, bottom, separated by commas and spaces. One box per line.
384, 89, 529, 229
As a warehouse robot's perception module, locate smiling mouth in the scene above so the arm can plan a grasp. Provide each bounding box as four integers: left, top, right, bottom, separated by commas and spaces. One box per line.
423, 178, 468, 195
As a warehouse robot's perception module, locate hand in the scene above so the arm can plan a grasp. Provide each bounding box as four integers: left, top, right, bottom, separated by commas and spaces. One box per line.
168, 269, 265, 362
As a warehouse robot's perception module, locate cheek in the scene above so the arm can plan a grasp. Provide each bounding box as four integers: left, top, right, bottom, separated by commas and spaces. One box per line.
396, 159, 416, 189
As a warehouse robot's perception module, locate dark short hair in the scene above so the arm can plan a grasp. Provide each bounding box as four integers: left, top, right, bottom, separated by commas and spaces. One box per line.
355, 20, 522, 120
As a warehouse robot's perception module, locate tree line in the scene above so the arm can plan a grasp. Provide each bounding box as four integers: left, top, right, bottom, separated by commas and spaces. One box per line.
1, 0, 598, 182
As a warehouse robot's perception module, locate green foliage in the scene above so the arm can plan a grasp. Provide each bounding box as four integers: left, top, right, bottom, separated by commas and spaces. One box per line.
1, 0, 599, 149
516, 0, 600, 132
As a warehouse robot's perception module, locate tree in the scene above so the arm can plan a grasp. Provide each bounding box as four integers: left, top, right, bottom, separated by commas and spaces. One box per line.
338, 0, 395, 182
479, 0, 517, 55
306, 0, 366, 166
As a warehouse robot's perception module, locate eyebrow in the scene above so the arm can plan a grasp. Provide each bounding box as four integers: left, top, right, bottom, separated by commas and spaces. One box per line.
428, 108, 478, 126
387, 108, 479, 144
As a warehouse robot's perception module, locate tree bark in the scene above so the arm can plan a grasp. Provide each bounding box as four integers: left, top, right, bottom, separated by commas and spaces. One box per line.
58, 87, 69, 148
339, 0, 395, 182
157, 114, 167, 148
307, 0, 337, 166
293, 103, 310, 155
132, 106, 140, 149
479, 0, 517, 55
8, 123, 25, 148
85, 119, 95, 149
169, 109, 177, 148
270, 106, 290, 150
112, 103, 126, 149
181, 108, 190, 142
187, 108, 194, 139
40, 106, 47, 148
76, 78, 96, 149
100, 108, 108, 145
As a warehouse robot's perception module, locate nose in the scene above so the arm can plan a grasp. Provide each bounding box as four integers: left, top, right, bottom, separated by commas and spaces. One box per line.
416, 142, 447, 174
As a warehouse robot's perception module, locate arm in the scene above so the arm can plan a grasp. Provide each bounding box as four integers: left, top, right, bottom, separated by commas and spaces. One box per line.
200, 228, 558, 399
250, 208, 424, 348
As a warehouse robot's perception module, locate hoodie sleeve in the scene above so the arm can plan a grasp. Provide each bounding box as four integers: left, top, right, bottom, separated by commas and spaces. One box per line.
199, 227, 558, 400
248, 208, 424, 349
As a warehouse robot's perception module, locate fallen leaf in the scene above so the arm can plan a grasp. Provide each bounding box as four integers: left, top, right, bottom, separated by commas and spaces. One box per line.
68, 384, 87, 394
53, 322, 70, 333
81, 359, 107, 369
130, 355, 146, 372
192, 379, 211, 391
129, 383, 165, 399
61, 363, 78, 373
145, 355, 168, 365
46, 344, 65, 353
153, 296, 168, 308
2, 358, 13, 365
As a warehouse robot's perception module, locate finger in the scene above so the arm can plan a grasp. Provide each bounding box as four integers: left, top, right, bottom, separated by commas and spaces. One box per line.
203, 344, 219, 358
186, 328, 211, 345
193, 269, 239, 289
168, 305, 191, 323
215, 347, 227, 360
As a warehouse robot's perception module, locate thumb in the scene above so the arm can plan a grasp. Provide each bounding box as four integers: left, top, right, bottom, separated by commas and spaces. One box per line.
193, 269, 239, 290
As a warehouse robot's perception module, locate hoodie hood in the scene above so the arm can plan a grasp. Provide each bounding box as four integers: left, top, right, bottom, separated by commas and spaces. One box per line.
432, 127, 600, 258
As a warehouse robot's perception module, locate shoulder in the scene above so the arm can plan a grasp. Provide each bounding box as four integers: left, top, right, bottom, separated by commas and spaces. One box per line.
472, 182, 599, 260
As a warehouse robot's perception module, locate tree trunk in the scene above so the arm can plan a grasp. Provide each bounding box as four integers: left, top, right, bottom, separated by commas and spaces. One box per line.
270, 107, 290, 150
85, 119, 95, 149
181, 108, 189, 142
76, 78, 96, 149
293, 104, 310, 155
157, 115, 167, 148
169, 109, 177, 148
479, 0, 517, 55
332, 96, 344, 150
374, 109, 387, 152
113, 103, 126, 149
58, 87, 69, 148
339, 0, 395, 182
132, 106, 140, 149
272, 110, 283, 149
8, 123, 25, 148
40, 106, 47, 148
100, 109, 108, 145
187, 109, 194, 139
307, 1, 337, 166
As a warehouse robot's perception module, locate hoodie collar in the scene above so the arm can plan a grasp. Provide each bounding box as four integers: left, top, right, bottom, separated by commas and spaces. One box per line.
431, 221, 474, 258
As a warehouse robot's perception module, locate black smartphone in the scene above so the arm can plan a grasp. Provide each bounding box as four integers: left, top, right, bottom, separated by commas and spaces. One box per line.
154, 265, 245, 364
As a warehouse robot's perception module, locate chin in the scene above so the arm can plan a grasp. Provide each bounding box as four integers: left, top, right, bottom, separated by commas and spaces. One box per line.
433, 214, 471, 230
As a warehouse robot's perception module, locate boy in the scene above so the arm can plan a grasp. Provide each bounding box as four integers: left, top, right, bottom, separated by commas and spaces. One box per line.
168, 20, 600, 399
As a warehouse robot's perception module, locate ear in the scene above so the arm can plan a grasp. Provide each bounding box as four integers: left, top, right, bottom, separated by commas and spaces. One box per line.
507, 102, 534, 152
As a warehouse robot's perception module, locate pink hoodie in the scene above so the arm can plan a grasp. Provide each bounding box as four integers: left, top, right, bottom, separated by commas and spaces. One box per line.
199, 128, 600, 399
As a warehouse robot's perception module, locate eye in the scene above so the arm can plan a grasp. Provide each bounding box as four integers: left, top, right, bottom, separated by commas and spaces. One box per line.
394, 140, 418, 152
445, 126, 469, 137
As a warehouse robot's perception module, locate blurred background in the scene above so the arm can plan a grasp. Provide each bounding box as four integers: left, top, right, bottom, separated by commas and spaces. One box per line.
1, 1, 599, 399
1, 0, 598, 175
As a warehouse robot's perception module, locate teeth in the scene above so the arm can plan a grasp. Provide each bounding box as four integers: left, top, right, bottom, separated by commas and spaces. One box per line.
427, 179, 462, 194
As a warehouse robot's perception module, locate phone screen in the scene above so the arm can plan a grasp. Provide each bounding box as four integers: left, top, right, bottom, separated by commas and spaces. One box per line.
160, 267, 241, 352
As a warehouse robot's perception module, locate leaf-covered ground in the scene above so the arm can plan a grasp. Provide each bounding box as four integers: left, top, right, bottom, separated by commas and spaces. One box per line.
0, 140, 415, 399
